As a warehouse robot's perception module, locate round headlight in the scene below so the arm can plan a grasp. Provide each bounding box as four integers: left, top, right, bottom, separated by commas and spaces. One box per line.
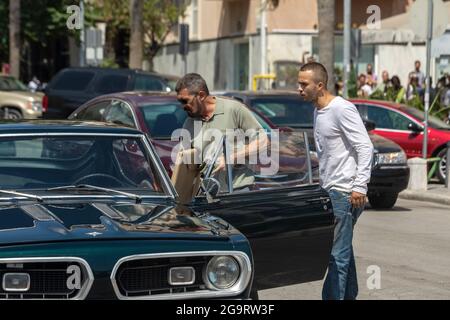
205, 256, 240, 290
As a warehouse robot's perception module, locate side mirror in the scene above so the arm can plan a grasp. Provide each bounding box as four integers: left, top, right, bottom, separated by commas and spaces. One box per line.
363, 119, 376, 131
408, 122, 423, 133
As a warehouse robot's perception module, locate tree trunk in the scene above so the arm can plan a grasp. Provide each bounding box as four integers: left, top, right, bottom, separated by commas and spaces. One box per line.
317, 0, 335, 93
9, 0, 20, 78
129, 0, 143, 69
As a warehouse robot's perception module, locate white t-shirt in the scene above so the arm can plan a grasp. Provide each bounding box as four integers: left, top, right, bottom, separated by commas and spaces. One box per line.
313, 96, 374, 194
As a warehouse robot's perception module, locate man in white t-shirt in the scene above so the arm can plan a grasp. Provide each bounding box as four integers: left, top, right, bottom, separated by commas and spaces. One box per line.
297, 62, 374, 300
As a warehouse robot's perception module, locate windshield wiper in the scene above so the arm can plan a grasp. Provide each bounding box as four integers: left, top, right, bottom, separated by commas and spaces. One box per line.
0, 189, 43, 202
47, 184, 142, 204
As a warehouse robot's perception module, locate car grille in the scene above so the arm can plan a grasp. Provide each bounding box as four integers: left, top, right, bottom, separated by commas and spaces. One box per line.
115, 256, 208, 297
111, 251, 252, 300
0, 259, 92, 300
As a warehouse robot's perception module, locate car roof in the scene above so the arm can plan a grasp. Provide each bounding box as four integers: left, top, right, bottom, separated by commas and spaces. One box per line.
223, 90, 300, 98
57, 67, 176, 78
0, 120, 143, 135
89, 91, 178, 107
349, 98, 406, 110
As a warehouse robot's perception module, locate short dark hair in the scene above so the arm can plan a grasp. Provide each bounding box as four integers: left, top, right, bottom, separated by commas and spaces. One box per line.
175, 73, 210, 95
300, 62, 328, 87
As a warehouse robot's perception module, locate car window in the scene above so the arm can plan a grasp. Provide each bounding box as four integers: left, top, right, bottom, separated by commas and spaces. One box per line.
0, 76, 28, 91
74, 100, 111, 121
367, 106, 411, 130
52, 71, 95, 91
197, 131, 317, 196
399, 105, 450, 130
105, 100, 136, 127
140, 103, 186, 138
134, 75, 165, 91
0, 136, 165, 193
355, 104, 368, 119
251, 98, 314, 128
94, 74, 129, 94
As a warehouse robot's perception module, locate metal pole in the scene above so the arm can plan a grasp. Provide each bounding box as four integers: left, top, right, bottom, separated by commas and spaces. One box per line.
183, 55, 187, 75
446, 141, 450, 189
343, 0, 351, 99
260, 0, 267, 76
422, 0, 433, 159
303, 132, 313, 184
79, 0, 86, 67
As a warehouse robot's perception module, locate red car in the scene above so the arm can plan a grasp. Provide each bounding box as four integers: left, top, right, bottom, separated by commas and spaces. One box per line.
350, 99, 450, 182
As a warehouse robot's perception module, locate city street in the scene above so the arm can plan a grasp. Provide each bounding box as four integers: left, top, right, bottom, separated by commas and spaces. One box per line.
260, 198, 450, 300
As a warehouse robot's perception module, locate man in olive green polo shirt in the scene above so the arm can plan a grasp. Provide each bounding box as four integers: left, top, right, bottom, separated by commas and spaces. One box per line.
175, 73, 266, 191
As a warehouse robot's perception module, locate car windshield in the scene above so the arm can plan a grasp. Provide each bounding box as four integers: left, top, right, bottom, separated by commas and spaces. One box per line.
0, 135, 167, 195
250, 97, 314, 128
399, 106, 450, 130
0, 76, 28, 91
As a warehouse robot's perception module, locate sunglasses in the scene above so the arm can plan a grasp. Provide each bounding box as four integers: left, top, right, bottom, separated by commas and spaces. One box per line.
177, 94, 197, 105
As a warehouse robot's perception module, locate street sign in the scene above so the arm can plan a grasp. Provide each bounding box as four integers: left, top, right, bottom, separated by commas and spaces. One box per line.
179, 24, 189, 56
409, 0, 449, 40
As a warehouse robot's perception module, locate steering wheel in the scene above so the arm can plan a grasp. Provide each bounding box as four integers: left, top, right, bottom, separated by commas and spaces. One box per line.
73, 173, 125, 188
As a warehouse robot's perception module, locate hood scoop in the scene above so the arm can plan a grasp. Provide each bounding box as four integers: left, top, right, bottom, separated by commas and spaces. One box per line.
42, 204, 104, 229
0, 207, 35, 231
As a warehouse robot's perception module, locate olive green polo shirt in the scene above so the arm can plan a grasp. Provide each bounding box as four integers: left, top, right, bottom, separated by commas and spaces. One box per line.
182, 96, 263, 191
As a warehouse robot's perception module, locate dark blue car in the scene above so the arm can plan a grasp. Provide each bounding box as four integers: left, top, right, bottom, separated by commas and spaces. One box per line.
0, 120, 333, 299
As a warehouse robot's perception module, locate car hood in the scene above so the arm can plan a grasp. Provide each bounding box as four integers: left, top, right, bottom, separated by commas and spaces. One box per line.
0, 202, 236, 245
369, 132, 404, 153
0, 90, 43, 101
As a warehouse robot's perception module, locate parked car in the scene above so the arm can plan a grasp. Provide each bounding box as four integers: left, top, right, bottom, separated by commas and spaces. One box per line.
42, 68, 179, 119
0, 75, 43, 119
222, 91, 410, 209
0, 120, 333, 299
69, 92, 319, 187
350, 99, 450, 183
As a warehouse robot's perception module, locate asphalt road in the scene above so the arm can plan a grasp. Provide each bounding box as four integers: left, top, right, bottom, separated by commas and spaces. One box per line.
259, 198, 450, 300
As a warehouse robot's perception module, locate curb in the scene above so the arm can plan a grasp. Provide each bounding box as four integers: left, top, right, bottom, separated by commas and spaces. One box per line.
399, 190, 450, 206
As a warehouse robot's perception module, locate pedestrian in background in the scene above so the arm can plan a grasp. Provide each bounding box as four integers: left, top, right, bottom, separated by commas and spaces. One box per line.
298, 62, 374, 300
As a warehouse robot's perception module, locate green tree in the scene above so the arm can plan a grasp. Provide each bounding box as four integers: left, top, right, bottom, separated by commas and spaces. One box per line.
0, 1, 8, 66
129, 0, 144, 69
89, 0, 187, 69
9, 0, 20, 78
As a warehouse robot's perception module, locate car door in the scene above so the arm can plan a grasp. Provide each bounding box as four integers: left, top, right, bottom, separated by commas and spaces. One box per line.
189, 132, 334, 290
358, 104, 423, 158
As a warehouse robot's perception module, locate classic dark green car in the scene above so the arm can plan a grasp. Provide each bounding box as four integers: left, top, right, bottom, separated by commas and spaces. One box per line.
0, 121, 333, 300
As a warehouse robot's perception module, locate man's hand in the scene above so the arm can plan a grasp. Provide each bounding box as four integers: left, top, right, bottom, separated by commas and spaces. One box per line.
350, 191, 366, 208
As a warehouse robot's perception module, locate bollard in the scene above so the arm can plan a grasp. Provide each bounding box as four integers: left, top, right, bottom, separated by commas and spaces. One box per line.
447, 141, 450, 189
407, 157, 428, 191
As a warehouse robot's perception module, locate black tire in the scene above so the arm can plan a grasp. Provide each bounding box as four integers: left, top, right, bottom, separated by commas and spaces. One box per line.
368, 192, 398, 210
436, 148, 447, 184
3, 108, 22, 120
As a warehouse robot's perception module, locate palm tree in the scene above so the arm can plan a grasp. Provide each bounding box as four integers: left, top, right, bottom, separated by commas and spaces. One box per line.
129, 0, 144, 69
317, 0, 335, 92
9, 0, 20, 78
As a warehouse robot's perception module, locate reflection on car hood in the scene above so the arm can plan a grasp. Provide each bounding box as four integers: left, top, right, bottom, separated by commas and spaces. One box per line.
369, 133, 404, 153
0, 202, 236, 245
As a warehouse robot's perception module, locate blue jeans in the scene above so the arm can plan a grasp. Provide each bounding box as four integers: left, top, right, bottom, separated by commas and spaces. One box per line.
322, 189, 364, 300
